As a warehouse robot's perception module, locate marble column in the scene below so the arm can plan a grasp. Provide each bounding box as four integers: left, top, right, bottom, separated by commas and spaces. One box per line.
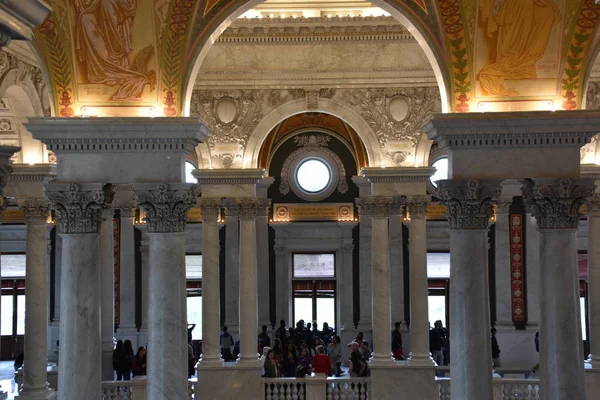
588, 195, 600, 367
274, 243, 289, 324
522, 178, 593, 400
45, 183, 113, 400
256, 207, 270, 329
224, 206, 240, 337
225, 198, 270, 364
494, 200, 513, 326
134, 184, 196, 400
389, 211, 404, 327
138, 237, 149, 345
353, 177, 373, 333
198, 199, 221, 365
340, 242, 354, 334
117, 206, 138, 347
406, 197, 434, 365
356, 196, 404, 364
99, 208, 115, 382
438, 179, 502, 400
16, 199, 55, 400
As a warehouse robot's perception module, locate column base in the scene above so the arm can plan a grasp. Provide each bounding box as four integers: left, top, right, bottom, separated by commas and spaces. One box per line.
197, 355, 224, 367
585, 365, 600, 400
236, 356, 260, 366
369, 364, 437, 400
196, 364, 261, 399
101, 340, 115, 381
408, 352, 435, 366
369, 354, 396, 367
587, 355, 600, 368
15, 387, 57, 400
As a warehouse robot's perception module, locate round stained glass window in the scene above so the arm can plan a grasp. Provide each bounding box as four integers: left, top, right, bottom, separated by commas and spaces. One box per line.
296, 159, 331, 193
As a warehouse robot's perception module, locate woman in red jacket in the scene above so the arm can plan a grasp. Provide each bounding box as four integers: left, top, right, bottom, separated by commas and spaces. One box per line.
132, 346, 147, 377
311, 345, 331, 375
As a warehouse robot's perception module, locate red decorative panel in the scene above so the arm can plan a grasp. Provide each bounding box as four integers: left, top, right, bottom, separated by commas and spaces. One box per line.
510, 214, 525, 322
113, 218, 120, 325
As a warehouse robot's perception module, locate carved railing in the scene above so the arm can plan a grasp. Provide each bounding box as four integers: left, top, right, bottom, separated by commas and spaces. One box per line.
437, 378, 451, 400
101, 380, 146, 400
263, 378, 306, 400
326, 378, 369, 399
496, 379, 540, 399
188, 379, 196, 399
437, 378, 541, 400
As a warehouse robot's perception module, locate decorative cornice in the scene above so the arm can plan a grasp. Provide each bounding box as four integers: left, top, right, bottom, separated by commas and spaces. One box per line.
361, 167, 436, 183
25, 118, 209, 155
9, 163, 56, 183
193, 168, 267, 185
134, 183, 198, 233
581, 164, 600, 180
355, 196, 405, 218
522, 178, 595, 230
407, 196, 430, 219
197, 198, 222, 222
45, 183, 114, 234
423, 111, 600, 151
17, 198, 49, 225
222, 198, 271, 221
437, 180, 502, 230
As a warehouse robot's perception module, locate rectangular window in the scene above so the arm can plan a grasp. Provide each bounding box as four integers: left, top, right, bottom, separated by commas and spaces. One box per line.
428, 295, 446, 328
16, 295, 25, 335
427, 253, 450, 278
293, 253, 335, 278
1, 295, 13, 335
187, 295, 202, 340
186, 255, 202, 279
1, 255, 26, 278
581, 297, 587, 341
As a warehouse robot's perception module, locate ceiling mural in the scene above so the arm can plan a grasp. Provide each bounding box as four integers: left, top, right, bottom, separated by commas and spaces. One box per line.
31, 0, 600, 117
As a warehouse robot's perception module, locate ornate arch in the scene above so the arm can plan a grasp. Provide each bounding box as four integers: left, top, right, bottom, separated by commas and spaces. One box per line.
178, 0, 452, 117
241, 97, 384, 169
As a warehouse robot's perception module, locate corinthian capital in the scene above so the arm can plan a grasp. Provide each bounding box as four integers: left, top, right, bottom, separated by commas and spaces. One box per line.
45, 183, 114, 234
406, 196, 430, 219
134, 183, 198, 233
437, 180, 502, 229
198, 198, 222, 222
588, 194, 600, 217
18, 198, 50, 225
223, 198, 271, 221
355, 196, 405, 218
521, 178, 595, 230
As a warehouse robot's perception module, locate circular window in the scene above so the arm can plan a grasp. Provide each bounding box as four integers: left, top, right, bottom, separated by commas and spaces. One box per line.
430, 158, 448, 187
296, 159, 331, 193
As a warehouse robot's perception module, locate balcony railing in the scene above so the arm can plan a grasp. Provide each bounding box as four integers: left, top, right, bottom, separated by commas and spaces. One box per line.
437, 378, 541, 400
263, 378, 306, 399
326, 377, 369, 399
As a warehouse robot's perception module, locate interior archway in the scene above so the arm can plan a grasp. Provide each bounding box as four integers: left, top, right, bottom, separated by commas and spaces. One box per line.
181, 0, 451, 117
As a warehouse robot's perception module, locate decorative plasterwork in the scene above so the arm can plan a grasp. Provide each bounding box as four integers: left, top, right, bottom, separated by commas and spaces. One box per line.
522, 178, 595, 230
437, 180, 502, 230
134, 183, 198, 233
222, 197, 271, 221
339, 87, 441, 147
217, 16, 414, 44
406, 196, 430, 219
45, 183, 114, 234
0, 49, 51, 116
355, 196, 405, 218
279, 138, 348, 199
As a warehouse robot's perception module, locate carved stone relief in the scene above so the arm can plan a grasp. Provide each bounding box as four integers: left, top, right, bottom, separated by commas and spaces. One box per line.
336, 87, 441, 147
586, 81, 600, 109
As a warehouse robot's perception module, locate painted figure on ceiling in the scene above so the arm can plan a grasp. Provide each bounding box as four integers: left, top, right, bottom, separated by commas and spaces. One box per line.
75, 0, 156, 101
478, 0, 561, 96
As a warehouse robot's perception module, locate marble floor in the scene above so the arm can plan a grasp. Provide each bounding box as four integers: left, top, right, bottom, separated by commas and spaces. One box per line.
0, 361, 18, 399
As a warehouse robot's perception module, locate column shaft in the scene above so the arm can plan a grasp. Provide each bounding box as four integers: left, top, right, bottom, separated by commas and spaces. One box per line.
199, 201, 221, 364
239, 217, 258, 362
539, 229, 585, 399
58, 233, 101, 399
99, 211, 114, 381
389, 214, 404, 326
118, 210, 137, 342
256, 214, 270, 328
494, 208, 512, 326
589, 212, 600, 366
224, 214, 240, 335
274, 244, 289, 324
17, 200, 54, 399
147, 233, 187, 399
449, 229, 493, 399
358, 215, 372, 331
371, 215, 392, 363
407, 210, 433, 365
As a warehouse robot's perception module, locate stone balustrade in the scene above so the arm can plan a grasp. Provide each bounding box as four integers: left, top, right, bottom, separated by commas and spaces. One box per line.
326, 378, 369, 399
262, 376, 370, 400
437, 378, 540, 400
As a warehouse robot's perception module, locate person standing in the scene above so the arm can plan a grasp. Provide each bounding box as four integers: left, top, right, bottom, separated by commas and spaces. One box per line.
220, 326, 235, 361
392, 322, 404, 360
122, 340, 134, 380
491, 328, 501, 368
258, 325, 271, 354
327, 335, 342, 376
112, 340, 124, 380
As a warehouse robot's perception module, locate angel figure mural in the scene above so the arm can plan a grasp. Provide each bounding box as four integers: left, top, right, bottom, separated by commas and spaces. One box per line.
75, 0, 156, 101
478, 0, 561, 96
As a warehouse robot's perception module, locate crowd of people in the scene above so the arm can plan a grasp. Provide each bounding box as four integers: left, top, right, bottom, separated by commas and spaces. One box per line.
112, 340, 147, 380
